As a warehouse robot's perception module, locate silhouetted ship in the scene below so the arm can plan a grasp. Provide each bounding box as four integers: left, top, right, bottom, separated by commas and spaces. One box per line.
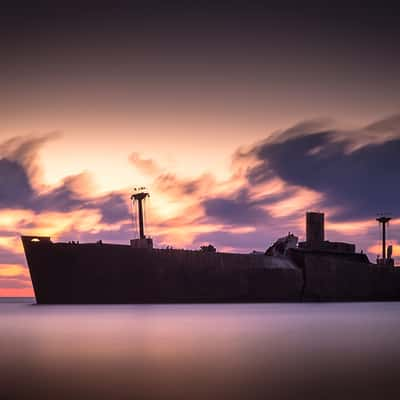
22, 189, 400, 304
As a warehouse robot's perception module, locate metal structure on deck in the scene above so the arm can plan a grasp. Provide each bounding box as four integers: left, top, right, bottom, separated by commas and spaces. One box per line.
131, 187, 149, 239
376, 213, 392, 264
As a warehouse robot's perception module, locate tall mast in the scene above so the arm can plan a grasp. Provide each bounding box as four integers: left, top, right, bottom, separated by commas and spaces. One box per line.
376, 214, 391, 262
131, 187, 149, 239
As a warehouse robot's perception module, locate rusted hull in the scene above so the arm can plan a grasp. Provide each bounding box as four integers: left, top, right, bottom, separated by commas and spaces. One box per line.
22, 237, 400, 304
22, 237, 303, 304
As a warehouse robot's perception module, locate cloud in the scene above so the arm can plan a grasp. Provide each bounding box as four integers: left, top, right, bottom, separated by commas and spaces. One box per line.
154, 172, 215, 197
363, 114, 400, 145
0, 133, 78, 212
0, 246, 26, 264
33, 173, 89, 212
57, 222, 135, 244
193, 218, 301, 253
0, 279, 31, 289
0, 134, 131, 225
0, 159, 95, 213
245, 114, 400, 219
202, 190, 270, 225
194, 230, 267, 251
0, 132, 60, 181
129, 152, 161, 176
93, 193, 130, 224
0, 159, 34, 208
0, 264, 32, 295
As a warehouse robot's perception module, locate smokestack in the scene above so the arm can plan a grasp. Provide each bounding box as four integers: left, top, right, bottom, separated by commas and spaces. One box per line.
306, 212, 324, 243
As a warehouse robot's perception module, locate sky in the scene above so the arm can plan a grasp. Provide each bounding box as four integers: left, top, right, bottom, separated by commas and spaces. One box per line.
1, 2, 400, 296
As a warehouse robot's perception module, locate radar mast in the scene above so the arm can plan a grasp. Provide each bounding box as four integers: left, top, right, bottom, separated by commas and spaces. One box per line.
131, 187, 149, 240
376, 213, 392, 264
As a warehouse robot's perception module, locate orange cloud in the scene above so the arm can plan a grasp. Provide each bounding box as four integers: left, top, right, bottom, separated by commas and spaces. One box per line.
0, 287, 34, 297
326, 220, 376, 234
265, 187, 323, 218
0, 264, 28, 278
368, 241, 400, 259
129, 152, 161, 176
0, 264, 33, 297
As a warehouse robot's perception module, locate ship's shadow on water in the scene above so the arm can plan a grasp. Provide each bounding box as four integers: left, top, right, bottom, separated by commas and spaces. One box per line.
1, 301, 400, 400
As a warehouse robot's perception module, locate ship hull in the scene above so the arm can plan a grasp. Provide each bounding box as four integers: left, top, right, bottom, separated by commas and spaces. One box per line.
288, 249, 400, 301
22, 237, 303, 304
22, 237, 400, 304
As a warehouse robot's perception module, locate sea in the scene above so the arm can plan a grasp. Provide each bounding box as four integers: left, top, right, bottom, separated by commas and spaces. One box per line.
1, 299, 400, 400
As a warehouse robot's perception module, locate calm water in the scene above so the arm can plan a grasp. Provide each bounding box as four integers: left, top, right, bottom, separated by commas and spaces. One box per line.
1, 300, 400, 400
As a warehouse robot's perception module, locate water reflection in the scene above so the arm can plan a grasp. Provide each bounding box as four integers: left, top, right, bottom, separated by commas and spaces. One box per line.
1, 302, 400, 399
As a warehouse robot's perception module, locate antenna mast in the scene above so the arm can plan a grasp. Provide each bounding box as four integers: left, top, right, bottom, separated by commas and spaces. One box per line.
131, 187, 149, 239
376, 213, 392, 263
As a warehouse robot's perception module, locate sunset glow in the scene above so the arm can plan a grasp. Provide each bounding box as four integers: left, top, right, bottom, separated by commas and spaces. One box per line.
1, 4, 400, 296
